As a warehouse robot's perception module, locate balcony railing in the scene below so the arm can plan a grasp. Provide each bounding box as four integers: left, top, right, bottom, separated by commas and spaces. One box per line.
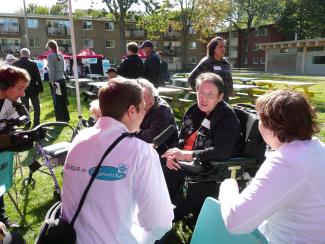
164, 31, 181, 39
125, 30, 145, 38
47, 27, 71, 36
0, 26, 19, 35
0, 45, 21, 55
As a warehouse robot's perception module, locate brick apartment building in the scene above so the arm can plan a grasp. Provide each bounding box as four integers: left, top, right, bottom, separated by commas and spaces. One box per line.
0, 13, 206, 71
218, 25, 283, 70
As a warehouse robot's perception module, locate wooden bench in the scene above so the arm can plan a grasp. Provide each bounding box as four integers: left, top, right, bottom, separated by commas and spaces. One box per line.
66, 84, 76, 95
82, 90, 97, 101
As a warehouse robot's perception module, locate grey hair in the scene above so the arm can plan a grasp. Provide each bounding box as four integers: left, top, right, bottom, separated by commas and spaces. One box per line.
136, 78, 158, 96
20, 48, 30, 58
195, 72, 225, 94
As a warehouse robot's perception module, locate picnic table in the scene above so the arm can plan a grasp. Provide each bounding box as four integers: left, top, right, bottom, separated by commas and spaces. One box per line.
171, 77, 190, 88
232, 77, 258, 84
70, 78, 94, 87
158, 87, 184, 96
87, 74, 106, 81
253, 80, 316, 97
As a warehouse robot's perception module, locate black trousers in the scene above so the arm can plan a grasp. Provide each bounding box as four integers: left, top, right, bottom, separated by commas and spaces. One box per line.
0, 195, 6, 221
50, 79, 70, 122
21, 94, 40, 126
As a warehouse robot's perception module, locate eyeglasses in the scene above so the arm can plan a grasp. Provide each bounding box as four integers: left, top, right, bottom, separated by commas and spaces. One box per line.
197, 91, 218, 99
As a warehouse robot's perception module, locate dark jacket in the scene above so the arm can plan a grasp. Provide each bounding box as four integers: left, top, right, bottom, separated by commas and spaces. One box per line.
158, 59, 170, 86
136, 96, 178, 153
13, 57, 43, 96
188, 56, 233, 101
117, 54, 144, 79
179, 101, 242, 164
143, 51, 161, 87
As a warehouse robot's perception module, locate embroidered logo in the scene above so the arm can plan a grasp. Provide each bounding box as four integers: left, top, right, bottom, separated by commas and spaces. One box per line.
88, 163, 128, 181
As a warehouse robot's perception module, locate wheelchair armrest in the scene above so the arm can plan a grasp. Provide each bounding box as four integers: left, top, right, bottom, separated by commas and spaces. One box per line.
209, 157, 257, 167
178, 161, 204, 175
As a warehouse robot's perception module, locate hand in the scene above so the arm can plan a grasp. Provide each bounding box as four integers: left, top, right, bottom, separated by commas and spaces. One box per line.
162, 148, 192, 161
0, 222, 6, 241
166, 158, 181, 170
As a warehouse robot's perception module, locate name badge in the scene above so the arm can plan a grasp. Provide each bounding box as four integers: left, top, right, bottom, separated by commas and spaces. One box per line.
213, 66, 222, 71
201, 118, 211, 129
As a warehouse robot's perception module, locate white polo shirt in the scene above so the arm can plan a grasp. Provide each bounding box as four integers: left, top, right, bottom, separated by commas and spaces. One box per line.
61, 117, 174, 244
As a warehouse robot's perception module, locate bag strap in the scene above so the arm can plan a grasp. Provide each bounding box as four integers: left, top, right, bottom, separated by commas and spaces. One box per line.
70, 132, 132, 226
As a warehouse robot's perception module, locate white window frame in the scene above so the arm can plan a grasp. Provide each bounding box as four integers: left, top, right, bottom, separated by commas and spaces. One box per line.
188, 41, 197, 49
27, 19, 39, 29
105, 40, 115, 48
253, 57, 259, 64
104, 22, 114, 31
188, 56, 196, 64
82, 21, 93, 30
29, 38, 40, 48
260, 57, 265, 64
83, 39, 94, 48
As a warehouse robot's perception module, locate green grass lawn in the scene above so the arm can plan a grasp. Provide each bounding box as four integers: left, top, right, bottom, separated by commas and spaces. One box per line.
3, 75, 325, 244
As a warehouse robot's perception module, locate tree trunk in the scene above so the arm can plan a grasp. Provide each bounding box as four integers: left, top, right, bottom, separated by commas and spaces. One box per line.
119, 14, 126, 62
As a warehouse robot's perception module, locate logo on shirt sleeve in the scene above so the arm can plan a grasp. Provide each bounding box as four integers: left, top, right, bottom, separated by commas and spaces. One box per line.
88, 163, 128, 181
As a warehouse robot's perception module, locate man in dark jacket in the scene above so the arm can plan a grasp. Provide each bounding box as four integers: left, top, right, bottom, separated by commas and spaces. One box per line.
117, 42, 144, 79
136, 78, 178, 156
140, 40, 161, 87
13, 48, 43, 127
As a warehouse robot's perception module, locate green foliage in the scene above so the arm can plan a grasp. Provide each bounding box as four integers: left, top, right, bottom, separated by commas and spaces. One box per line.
24, 4, 50, 15
49, 3, 68, 15
277, 0, 325, 40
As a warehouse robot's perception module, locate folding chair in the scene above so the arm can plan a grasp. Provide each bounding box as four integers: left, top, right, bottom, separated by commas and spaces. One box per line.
191, 197, 268, 244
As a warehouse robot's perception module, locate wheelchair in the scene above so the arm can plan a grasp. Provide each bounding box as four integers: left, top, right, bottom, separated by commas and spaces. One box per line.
20, 122, 76, 199
174, 104, 267, 221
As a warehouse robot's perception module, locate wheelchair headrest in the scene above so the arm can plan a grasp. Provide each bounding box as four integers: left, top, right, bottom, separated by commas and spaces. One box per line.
234, 106, 266, 164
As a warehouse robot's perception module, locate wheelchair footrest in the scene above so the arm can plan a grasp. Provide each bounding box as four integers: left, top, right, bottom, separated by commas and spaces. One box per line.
43, 142, 70, 157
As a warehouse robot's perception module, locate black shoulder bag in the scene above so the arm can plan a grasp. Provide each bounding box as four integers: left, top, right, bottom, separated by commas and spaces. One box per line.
36, 132, 132, 244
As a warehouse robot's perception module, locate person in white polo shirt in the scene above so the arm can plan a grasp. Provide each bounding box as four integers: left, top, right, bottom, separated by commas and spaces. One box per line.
61, 78, 174, 244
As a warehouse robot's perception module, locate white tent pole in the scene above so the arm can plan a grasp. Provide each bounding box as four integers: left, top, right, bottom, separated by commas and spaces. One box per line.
67, 0, 82, 124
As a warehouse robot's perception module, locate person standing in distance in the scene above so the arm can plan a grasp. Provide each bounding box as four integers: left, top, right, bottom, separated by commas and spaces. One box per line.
188, 36, 234, 101
13, 48, 43, 127
117, 42, 144, 79
140, 40, 161, 87
46, 40, 70, 122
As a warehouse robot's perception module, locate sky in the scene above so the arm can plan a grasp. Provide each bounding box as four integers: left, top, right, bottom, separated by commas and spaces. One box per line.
2, 0, 107, 13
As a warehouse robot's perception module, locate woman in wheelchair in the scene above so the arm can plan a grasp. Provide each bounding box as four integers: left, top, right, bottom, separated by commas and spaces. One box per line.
219, 90, 325, 243
162, 72, 242, 220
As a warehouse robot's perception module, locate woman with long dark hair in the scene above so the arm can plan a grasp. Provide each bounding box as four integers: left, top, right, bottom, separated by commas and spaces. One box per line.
188, 36, 233, 101
46, 40, 69, 122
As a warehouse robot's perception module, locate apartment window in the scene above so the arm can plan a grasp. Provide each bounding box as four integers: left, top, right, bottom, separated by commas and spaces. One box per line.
253, 57, 259, 64
83, 39, 94, 48
254, 28, 267, 37
230, 45, 237, 51
280, 48, 289, 53
231, 32, 237, 38
82, 21, 93, 30
27, 19, 39, 29
313, 56, 325, 64
260, 57, 265, 64
243, 57, 248, 64
55, 39, 71, 53
188, 41, 197, 49
105, 40, 115, 48
0, 38, 20, 54
188, 57, 196, 64
107, 57, 116, 65
47, 20, 70, 35
189, 25, 196, 34
104, 22, 114, 31
29, 38, 40, 48
254, 44, 260, 51
0, 18, 19, 33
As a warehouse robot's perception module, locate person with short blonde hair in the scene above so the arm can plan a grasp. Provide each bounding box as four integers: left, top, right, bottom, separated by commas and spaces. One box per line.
219, 90, 325, 243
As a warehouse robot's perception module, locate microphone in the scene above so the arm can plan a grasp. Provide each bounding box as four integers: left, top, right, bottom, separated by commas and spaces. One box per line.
153, 125, 177, 148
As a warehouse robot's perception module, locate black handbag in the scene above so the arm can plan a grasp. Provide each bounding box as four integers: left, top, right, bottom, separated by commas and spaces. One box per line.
36, 133, 131, 244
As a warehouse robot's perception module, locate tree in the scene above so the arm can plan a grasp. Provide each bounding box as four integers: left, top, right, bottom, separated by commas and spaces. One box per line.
277, 0, 325, 40
50, 3, 68, 15
16, 4, 50, 15
230, 0, 283, 67
102, 0, 139, 56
